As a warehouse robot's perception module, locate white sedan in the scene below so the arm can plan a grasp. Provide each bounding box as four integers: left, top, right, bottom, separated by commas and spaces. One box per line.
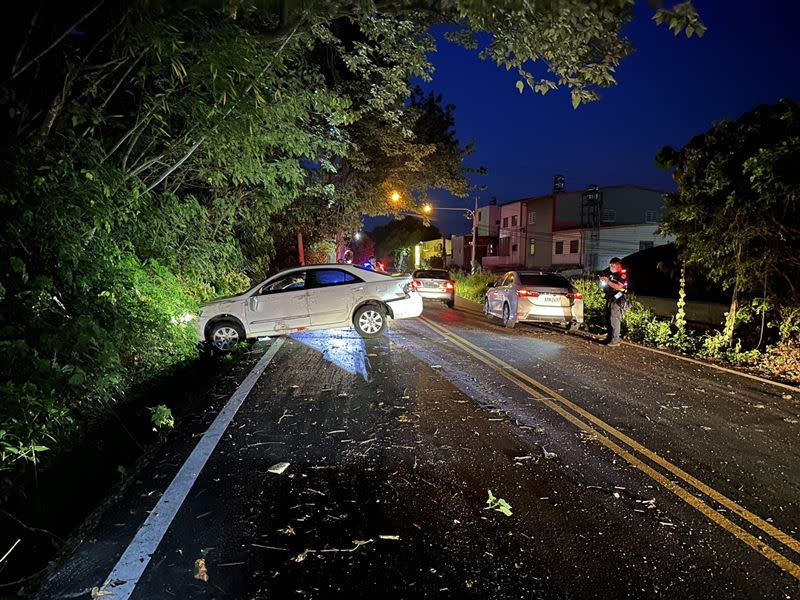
198, 265, 422, 351
484, 271, 584, 331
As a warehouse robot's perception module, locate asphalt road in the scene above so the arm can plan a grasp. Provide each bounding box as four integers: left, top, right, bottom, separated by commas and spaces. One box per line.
34, 300, 800, 599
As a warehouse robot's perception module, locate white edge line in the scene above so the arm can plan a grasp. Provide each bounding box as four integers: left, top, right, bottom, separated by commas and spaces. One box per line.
99, 338, 285, 599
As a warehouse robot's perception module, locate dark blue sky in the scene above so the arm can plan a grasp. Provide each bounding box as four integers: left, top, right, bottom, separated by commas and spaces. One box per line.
366, 0, 800, 237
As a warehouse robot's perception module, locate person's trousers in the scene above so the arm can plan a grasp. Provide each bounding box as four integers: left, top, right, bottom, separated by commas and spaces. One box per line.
605, 299, 623, 342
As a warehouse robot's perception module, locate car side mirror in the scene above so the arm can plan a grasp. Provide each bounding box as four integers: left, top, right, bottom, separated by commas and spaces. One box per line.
486, 282, 495, 288
248, 296, 258, 311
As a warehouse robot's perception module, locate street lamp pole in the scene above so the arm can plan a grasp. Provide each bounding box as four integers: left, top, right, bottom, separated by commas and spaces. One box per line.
470, 195, 478, 273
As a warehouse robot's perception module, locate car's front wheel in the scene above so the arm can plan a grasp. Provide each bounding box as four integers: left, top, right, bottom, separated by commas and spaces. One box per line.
207, 320, 245, 353
354, 305, 386, 338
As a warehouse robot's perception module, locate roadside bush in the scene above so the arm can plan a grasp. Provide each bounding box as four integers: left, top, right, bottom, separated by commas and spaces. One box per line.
453, 271, 499, 304
572, 277, 605, 331
760, 340, 800, 383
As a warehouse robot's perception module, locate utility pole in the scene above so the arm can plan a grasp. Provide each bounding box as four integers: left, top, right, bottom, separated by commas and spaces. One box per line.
470, 195, 478, 273
297, 231, 305, 266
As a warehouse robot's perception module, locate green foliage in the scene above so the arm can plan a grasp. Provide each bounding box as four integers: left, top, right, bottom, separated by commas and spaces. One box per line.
452, 272, 499, 304
149, 405, 175, 430
486, 489, 513, 517
572, 277, 606, 331
658, 100, 800, 342
371, 217, 441, 268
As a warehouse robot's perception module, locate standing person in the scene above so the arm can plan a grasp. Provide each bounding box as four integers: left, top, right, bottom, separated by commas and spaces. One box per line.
362, 256, 377, 270
599, 257, 629, 347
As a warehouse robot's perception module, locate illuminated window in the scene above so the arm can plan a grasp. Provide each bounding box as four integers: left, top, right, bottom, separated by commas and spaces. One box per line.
528, 239, 535, 255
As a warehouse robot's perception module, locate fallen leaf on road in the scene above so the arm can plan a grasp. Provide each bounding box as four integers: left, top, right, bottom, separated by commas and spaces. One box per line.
542, 448, 558, 460
431, 365, 442, 369
513, 455, 532, 461
193, 558, 209, 582
338, 392, 348, 398
90, 588, 112, 599
782, 394, 793, 400
784, 417, 799, 424
277, 526, 295, 536
753, 404, 766, 409
267, 462, 290, 475
379, 535, 400, 540
486, 490, 513, 516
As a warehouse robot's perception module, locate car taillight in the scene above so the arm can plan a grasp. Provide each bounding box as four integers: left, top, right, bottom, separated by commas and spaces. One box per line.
445, 280, 454, 290
411, 280, 421, 289
570, 292, 583, 300
516, 289, 539, 298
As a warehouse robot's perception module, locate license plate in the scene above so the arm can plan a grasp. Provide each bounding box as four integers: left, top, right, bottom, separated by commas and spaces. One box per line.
541, 294, 561, 303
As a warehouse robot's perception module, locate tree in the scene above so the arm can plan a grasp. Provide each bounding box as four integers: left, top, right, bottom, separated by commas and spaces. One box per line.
657, 100, 800, 342
371, 217, 441, 270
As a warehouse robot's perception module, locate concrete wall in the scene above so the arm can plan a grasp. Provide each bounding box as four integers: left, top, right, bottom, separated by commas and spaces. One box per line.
476, 205, 501, 237
637, 296, 728, 326
524, 195, 555, 269
552, 230, 582, 266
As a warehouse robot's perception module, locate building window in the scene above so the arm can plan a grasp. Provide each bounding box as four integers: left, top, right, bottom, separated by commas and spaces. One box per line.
645, 210, 658, 223
511, 215, 518, 227
529, 239, 536, 255
555, 241, 564, 255
478, 212, 482, 222
496, 220, 500, 225
503, 217, 508, 227
639, 241, 654, 251
512, 244, 518, 252
570, 239, 579, 254
528, 210, 536, 225
601, 209, 616, 223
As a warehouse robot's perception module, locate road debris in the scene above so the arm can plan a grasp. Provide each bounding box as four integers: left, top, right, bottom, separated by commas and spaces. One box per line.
379, 535, 401, 540
193, 558, 209, 582
542, 448, 558, 460
277, 526, 296, 536
90, 587, 112, 599
267, 462, 290, 475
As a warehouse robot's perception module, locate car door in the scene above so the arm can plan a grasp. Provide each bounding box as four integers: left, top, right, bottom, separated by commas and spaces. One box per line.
491, 273, 513, 315
306, 268, 364, 327
246, 270, 311, 335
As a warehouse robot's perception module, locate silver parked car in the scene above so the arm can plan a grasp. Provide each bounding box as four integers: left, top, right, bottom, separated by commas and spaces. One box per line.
198, 265, 423, 351
484, 271, 583, 331
411, 269, 455, 308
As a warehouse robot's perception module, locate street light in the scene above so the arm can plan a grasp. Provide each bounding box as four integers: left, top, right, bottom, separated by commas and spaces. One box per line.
390, 191, 401, 203
354, 232, 362, 241
423, 198, 480, 273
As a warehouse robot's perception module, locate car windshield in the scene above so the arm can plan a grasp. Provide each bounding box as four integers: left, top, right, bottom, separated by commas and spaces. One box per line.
518, 274, 570, 289
414, 270, 450, 280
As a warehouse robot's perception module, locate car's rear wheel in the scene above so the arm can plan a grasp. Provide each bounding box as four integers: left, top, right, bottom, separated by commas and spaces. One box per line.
566, 321, 580, 333
354, 305, 386, 338
501, 303, 515, 329
445, 297, 454, 309
484, 299, 491, 318
207, 320, 245, 353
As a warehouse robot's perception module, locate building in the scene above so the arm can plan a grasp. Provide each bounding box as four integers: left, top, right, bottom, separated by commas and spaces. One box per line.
414, 237, 452, 269
450, 234, 497, 270
475, 199, 501, 237
481, 184, 672, 272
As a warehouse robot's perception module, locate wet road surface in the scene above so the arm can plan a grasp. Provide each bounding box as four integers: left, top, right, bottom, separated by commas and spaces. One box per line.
35, 301, 800, 599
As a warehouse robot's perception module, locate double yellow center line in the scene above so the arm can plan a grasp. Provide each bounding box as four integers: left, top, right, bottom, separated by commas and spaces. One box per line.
419, 316, 800, 581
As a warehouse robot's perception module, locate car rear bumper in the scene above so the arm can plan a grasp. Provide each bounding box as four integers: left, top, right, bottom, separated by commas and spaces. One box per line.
387, 292, 423, 319
418, 289, 454, 301
518, 305, 584, 324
